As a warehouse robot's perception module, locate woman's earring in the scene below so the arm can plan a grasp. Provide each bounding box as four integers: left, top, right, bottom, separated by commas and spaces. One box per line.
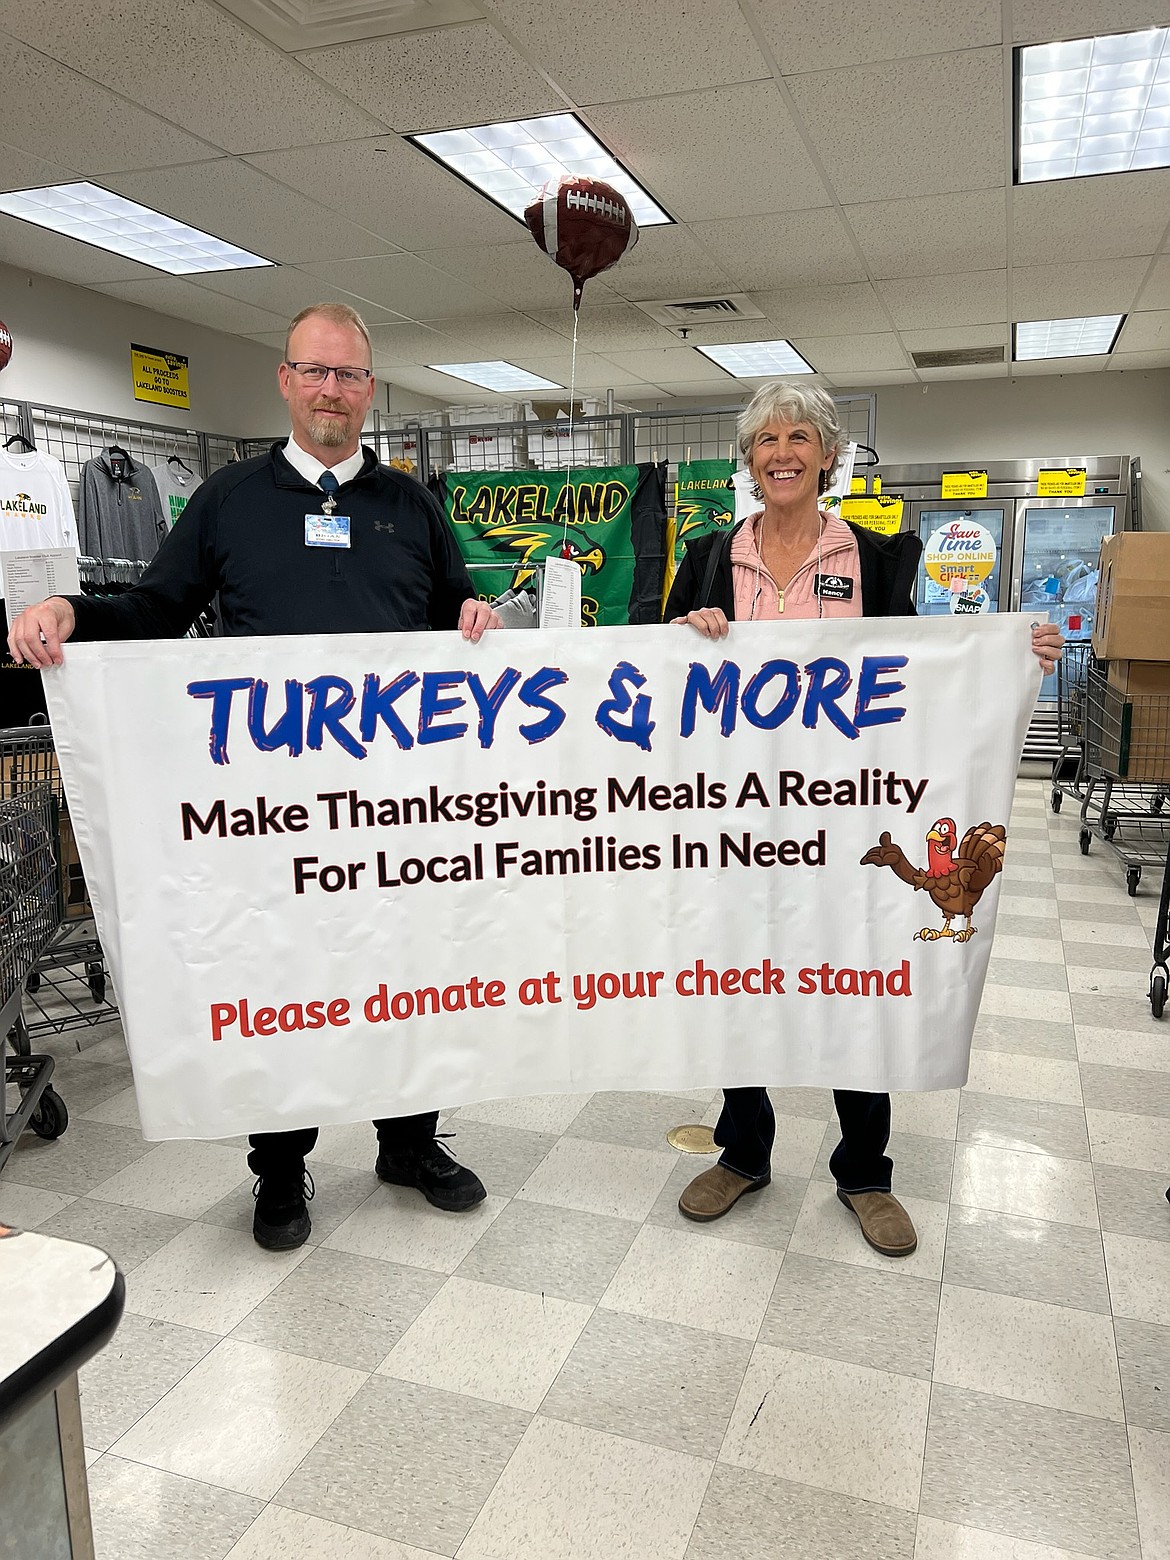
818, 470, 829, 495
750, 478, 763, 500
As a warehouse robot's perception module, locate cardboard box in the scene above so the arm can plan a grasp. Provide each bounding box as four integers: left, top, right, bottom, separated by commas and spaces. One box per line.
1092, 533, 1170, 661
1107, 660, 1170, 696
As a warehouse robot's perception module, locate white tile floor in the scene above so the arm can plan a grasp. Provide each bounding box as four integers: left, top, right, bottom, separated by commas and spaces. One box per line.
2, 778, 1169, 1559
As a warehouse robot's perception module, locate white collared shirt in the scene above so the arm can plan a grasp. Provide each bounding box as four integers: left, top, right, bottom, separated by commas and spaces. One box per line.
283, 434, 366, 490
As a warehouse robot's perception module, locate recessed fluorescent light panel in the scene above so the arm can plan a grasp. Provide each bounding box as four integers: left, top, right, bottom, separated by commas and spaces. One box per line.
409, 114, 671, 227
693, 340, 816, 378
0, 182, 273, 273
1013, 315, 1125, 359
1017, 26, 1170, 181
429, 361, 563, 392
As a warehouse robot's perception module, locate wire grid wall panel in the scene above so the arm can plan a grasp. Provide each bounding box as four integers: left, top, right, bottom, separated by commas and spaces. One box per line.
27, 403, 204, 505
419, 414, 627, 479
0, 399, 27, 445
202, 433, 243, 475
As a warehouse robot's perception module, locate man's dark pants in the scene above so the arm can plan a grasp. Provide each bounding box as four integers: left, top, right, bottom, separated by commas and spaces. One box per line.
714, 1087, 893, 1192
248, 1113, 439, 1179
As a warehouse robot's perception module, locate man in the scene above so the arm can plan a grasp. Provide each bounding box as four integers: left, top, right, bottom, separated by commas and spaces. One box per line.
9, 302, 500, 1252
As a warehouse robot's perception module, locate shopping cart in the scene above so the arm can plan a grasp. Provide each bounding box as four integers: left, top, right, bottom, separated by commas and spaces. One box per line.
1079, 663, 1170, 896
1050, 642, 1092, 814
0, 783, 68, 1171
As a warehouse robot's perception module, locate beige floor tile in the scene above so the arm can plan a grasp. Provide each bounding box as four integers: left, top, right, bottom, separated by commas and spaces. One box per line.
721, 1342, 930, 1511
225, 1506, 438, 1558
914, 1515, 1110, 1558
378, 1275, 590, 1410
934, 1285, 1122, 1420
87, 1456, 263, 1560
79, 1084, 143, 1130
1104, 1232, 1170, 1324
1076, 1027, 1170, 1071
599, 1222, 781, 1340
989, 934, 1065, 963
1129, 1425, 1170, 1560
690, 1464, 916, 1559
87, 1139, 251, 1219
892, 1089, 961, 1140
110, 1338, 364, 1500
942, 1206, 1110, 1315
322, 1189, 506, 1273
458, 1415, 711, 1560
0, 1181, 76, 1229
963, 1053, 1082, 1106
978, 986, 1073, 1024
79, 1312, 218, 1453
123, 1221, 310, 1332
952, 1144, 1098, 1228
1085, 1108, 1167, 1172
1067, 965, 1151, 996
451, 1092, 592, 1135
514, 1135, 676, 1222
787, 1182, 949, 1280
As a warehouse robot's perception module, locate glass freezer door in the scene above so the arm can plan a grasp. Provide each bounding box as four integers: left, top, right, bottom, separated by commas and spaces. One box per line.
912, 505, 1008, 616
1013, 499, 1125, 701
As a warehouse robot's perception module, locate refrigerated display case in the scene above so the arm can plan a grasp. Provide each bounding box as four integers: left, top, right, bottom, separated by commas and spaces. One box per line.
865, 457, 1138, 762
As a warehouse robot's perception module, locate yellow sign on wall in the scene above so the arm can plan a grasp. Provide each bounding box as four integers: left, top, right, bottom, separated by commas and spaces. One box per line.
131, 343, 190, 409
1037, 467, 1087, 497
941, 470, 988, 499
839, 494, 904, 535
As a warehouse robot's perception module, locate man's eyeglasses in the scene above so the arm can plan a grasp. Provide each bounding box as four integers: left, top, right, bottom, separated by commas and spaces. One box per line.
285, 362, 372, 387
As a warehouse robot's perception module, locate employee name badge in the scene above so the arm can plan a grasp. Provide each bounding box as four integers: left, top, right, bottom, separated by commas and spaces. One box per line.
305, 512, 351, 548
814, 572, 854, 601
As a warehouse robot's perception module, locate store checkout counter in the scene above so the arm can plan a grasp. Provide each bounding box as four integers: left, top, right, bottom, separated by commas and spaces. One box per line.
0, 1224, 123, 1559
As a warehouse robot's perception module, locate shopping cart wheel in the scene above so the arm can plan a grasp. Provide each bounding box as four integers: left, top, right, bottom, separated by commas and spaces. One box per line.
1051, 789, 1062, 813
1104, 816, 1119, 841
1151, 973, 1167, 1019
85, 962, 106, 1004
1079, 828, 1091, 855
1127, 866, 1141, 896
30, 1087, 68, 1140
24, 971, 40, 995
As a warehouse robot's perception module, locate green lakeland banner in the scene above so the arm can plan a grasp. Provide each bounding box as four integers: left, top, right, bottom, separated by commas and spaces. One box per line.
670, 458, 735, 595
443, 463, 666, 627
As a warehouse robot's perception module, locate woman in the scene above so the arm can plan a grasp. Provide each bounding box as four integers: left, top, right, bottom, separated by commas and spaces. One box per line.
664, 381, 1061, 1257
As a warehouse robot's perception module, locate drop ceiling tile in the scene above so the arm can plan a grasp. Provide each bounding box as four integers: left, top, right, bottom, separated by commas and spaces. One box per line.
632, 380, 734, 401
603, 346, 736, 383
298, 22, 564, 133
195, 265, 406, 324
107, 160, 395, 266
243, 331, 288, 351
368, 322, 461, 367
527, 303, 683, 352
409, 311, 576, 357
876, 270, 1007, 328
1108, 348, 1170, 370
505, 352, 649, 388
1115, 311, 1170, 352
417, 244, 604, 310
0, 141, 73, 192
793, 333, 910, 372
787, 50, 1003, 202
599, 224, 737, 302
1011, 258, 1149, 319
756, 0, 1000, 74
0, 35, 216, 174
94, 277, 287, 334
378, 364, 502, 402
844, 189, 1007, 278
900, 323, 1009, 352
300, 254, 499, 318
823, 369, 920, 386
246, 137, 525, 252
586, 83, 831, 221
1009, 355, 1109, 374
1011, 0, 1158, 44
1012, 172, 1170, 269
754, 282, 890, 335
1137, 258, 1170, 311
0, 0, 385, 153
688, 209, 866, 290
0, 213, 158, 285
480, 0, 770, 102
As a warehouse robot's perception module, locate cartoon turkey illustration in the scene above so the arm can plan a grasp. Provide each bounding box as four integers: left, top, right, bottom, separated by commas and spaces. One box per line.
860, 817, 1006, 943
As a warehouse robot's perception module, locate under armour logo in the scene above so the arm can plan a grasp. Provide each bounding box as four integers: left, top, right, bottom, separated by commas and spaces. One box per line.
374, 520, 394, 534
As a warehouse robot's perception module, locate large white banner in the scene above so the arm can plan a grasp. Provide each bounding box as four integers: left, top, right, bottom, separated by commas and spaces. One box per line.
46, 619, 1038, 1140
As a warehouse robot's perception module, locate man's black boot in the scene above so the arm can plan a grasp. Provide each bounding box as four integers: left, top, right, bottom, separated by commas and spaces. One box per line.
375, 1136, 486, 1212
252, 1166, 314, 1250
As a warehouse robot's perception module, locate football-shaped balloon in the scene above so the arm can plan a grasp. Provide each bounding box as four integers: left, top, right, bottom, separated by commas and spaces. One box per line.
525, 176, 639, 311
0, 320, 11, 373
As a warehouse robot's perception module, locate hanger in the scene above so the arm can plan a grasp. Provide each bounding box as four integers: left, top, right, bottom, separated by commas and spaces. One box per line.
854, 444, 880, 467
167, 453, 193, 474
107, 442, 131, 460
3, 433, 35, 451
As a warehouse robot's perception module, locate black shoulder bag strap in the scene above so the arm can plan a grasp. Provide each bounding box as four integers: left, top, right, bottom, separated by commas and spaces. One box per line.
697, 529, 730, 610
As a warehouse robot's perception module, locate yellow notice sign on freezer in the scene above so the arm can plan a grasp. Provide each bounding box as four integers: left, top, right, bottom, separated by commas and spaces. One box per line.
941, 470, 988, 499
1037, 467, 1087, 497
839, 494, 904, 534
131, 343, 190, 409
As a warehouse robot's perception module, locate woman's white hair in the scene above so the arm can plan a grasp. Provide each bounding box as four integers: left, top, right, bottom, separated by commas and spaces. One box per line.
737, 381, 844, 487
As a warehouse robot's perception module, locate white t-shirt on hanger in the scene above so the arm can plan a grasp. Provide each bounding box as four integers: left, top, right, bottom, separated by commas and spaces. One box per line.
0, 448, 79, 552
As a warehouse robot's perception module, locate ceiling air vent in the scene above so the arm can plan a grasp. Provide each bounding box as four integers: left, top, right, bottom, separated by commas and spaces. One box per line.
911, 346, 1005, 369
633, 294, 765, 329
216, 0, 481, 50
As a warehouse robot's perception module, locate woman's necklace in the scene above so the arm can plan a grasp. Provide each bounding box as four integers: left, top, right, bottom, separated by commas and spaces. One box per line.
753, 513, 825, 617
